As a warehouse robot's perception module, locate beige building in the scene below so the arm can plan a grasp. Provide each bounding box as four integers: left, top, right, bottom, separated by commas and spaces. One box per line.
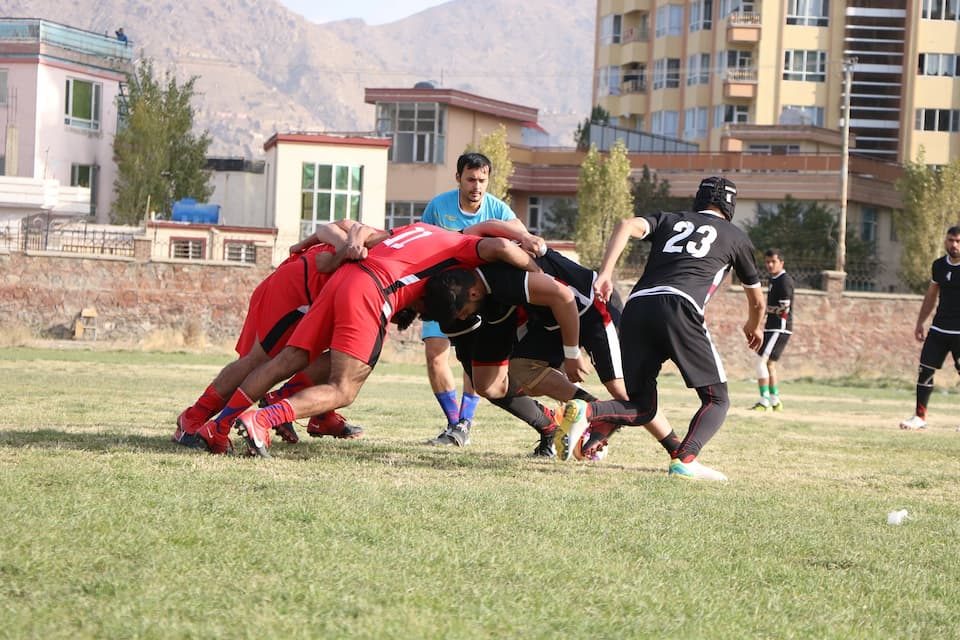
593, 1, 959, 165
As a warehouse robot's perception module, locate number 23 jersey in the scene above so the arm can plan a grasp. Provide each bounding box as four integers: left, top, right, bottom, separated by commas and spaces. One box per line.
630, 210, 760, 315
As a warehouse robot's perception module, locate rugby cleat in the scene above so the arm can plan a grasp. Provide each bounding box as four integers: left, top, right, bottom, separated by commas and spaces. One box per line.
749, 401, 770, 412
554, 399, 589, 462
899, 415, 927, 431
668, 457, 728, 481
261, 399, 299, 444
532, 427, 557, 458
234, 410, 272, 458
172, 409, 204, 443
427, 419, 471, 447
770, 400, 784, 412
306, 412, 365, 439
578, 420, 619, 461
191, 420, 233, 455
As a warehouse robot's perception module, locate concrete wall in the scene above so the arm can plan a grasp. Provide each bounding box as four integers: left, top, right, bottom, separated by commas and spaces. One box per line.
0, 251, 925, 380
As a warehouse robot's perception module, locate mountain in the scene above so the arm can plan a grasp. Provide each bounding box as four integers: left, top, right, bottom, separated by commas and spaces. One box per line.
6, 0, 595, 156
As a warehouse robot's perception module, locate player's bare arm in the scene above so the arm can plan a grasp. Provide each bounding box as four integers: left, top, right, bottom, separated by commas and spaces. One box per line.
914, 281, 939, 342
476, 237, 542, 273
743, 285, 765, 350
595, 217, 650, 302
525, 273, 585, 383
463, 219, 546, 257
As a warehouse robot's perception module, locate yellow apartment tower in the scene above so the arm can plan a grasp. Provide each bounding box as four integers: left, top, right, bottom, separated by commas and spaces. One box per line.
594, 1, 960, 165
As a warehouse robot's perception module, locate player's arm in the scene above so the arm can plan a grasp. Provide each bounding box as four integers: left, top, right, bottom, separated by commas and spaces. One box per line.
526, 274, 586, 383
914, 282, 939, 342
289, 219, 360, 255
476, 237, 542, 273
743, 284, 765, 351
595, 217, 650, 302
463, 219, 546, 258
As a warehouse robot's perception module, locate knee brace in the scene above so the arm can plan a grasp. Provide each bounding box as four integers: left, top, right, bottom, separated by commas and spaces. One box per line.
918, 364, 936, 388
755, 355, 770, 380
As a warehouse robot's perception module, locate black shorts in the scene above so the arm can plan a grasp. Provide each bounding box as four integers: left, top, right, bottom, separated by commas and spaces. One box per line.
619, 294, 725, 394
513, 303, 622, 383
920, 329, 960, 371
450, 314, 517, 378
758, 331, 791, 362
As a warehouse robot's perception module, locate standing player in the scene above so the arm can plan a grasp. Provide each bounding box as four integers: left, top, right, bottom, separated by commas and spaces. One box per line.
215, 223, 541, 457
420, 152, 529, 447
750, 248, 795, 411
555, 176, 764, 480
899, 226, 960, 430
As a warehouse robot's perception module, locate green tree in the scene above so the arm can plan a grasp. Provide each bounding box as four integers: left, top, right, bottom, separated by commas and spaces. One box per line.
467, 124, 514, 205
573, 105, 611, 151
744, 196, 879, 289
540, 197, 578, 240
113, 59, 212, 224
575, 140, 633, 269
894, 152, 960, 292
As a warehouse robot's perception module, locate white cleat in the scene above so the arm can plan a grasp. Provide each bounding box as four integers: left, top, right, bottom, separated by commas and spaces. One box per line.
554, 399, 589, 462
668, 458, 728, 481
899, 415, 927, 430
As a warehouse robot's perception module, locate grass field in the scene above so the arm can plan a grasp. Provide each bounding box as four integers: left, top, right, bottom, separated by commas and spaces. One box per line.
1, 346, 959, 639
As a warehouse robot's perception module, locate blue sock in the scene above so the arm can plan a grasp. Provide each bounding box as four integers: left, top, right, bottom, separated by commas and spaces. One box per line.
458, 393, 481, 423
435, 390, 459, 425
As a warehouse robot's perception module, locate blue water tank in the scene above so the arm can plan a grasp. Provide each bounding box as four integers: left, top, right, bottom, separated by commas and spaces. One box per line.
171, 198, 220, 224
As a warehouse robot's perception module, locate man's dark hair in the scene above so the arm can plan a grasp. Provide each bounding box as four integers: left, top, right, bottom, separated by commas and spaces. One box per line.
456, 152, 492, 176
764, 248, 784, 260
947, 226, 960, 237
422, 269, 478, 324
391, 307, 419, 331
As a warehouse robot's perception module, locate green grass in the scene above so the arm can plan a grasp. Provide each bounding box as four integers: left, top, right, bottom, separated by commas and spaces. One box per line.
1, 347, 958, 639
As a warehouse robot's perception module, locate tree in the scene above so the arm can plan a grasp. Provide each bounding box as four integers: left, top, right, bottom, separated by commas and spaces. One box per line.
467, 124, 514, 205
894, 152, 960, 292
113, 59, 213, 224
575, 140, 633, 269
573, 105, 611, 151
540, 197, 578, 240
743, 196, 879, 289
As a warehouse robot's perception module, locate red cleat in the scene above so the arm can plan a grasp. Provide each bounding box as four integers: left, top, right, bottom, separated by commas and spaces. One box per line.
234, 409, 273, 458
577, 420, 620, 461
306, 412, 364, 439
193, 420, 233, 455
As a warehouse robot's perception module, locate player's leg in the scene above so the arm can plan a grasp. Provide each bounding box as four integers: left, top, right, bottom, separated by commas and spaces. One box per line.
751, 332, 778, 411
424, 327, 461, 435
901, 332, 948, 429
767, 333, 790, 411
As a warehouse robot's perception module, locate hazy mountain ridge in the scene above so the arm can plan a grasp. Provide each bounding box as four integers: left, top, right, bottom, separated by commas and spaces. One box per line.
6, 0, 594, 156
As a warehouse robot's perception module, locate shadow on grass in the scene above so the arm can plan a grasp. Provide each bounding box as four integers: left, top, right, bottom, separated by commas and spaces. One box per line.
0, 429, 665, 476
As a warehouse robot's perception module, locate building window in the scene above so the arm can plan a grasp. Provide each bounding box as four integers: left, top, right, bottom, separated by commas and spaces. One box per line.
715, 104, 750, 126
921, 0, 960, 20
65, 78, 101, 130
918, 53, 960, 77
651, 110, 679, 137
783, 50, 827, 82
225, 242, 256, 263
686, 53, 711, 86
0, 69, 7, 106
527, 196, 543, 234
653, 58, 681, 89
779, 105, 824, 126
598, 65, 621, 96
171, 238, 205, 260
683, 107, 708, 139
747, 144, 800, 154
655, 5, 683, 37
861, 207, 877, 243
600, 14, 623, 44
690, 0, 713, 31
301, 163, 363, 240
376, 102, 446, 164
71, 164, 94, 188
723, 49, 754, 73
915, 109, 960, 132
786, 0, 829, 26
720, 0, 755, 17
385, 201, 427, 228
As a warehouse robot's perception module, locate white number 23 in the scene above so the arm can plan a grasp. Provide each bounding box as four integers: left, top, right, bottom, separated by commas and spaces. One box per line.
662, 221, 717, 258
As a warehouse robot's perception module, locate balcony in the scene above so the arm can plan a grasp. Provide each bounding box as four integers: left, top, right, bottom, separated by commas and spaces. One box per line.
621, 26, 649, 44
727, 12, 761, 44
0, 18, 133, 74
723, 68, 758, 99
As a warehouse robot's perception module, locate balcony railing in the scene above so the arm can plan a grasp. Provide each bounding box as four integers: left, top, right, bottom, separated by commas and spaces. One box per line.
728, 12, 762, 25
0, 18, 132, 62
723, 68, 758, 82
621, 26, 649, 44
622, 77, 647, 93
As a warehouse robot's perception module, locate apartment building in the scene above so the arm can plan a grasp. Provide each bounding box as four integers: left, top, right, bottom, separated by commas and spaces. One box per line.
0, 19, 132, 223
593, 1, 960, 165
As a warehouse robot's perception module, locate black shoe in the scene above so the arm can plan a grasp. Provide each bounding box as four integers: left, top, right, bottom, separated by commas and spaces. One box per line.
532, 430, 556, 458
260, 398, 298, 443
428, 419, 471, 446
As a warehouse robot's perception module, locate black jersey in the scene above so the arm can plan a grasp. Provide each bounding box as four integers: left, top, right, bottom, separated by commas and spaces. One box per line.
764, 271, 794, 333
930, 256, 960, 333
475, 248, 596, 331
629, 210, 761, 314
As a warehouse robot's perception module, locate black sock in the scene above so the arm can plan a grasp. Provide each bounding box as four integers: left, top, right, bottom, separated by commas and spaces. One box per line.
488, 395, 554, 433
573, 387, 598, 402
659, 430, 681, 455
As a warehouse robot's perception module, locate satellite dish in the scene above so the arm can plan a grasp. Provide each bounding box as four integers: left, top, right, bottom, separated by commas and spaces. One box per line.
413, 81, 435, 89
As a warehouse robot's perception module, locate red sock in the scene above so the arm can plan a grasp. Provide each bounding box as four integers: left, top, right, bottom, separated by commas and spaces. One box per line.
264, 371, 315, 404
185, 384, 226, 424
257, 400, 297, 429
212, 388, 254, 434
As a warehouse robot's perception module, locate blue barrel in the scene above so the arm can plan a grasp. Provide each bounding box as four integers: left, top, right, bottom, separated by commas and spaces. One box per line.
171, 198, 220, 224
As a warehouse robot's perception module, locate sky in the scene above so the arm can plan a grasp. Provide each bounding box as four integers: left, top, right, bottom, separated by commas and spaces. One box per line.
279, 0, 451, 25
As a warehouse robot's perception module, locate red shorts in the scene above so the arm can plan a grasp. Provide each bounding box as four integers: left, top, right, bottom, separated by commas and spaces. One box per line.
234, 252, 330, 358
286, 264, 389, 366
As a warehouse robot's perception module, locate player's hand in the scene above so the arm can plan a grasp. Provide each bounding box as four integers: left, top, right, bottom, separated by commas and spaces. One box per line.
914, 324, 925, 342
519, 233, 547, 258
743, 324, 763, 351
595, 274, 613, 303
563, 355, 589, 384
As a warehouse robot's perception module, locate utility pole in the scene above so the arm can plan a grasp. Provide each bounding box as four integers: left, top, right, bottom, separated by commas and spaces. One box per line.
837, 57, 857, 273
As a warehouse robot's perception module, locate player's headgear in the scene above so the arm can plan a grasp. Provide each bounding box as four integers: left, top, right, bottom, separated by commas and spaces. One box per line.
693, 176, 737, 220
